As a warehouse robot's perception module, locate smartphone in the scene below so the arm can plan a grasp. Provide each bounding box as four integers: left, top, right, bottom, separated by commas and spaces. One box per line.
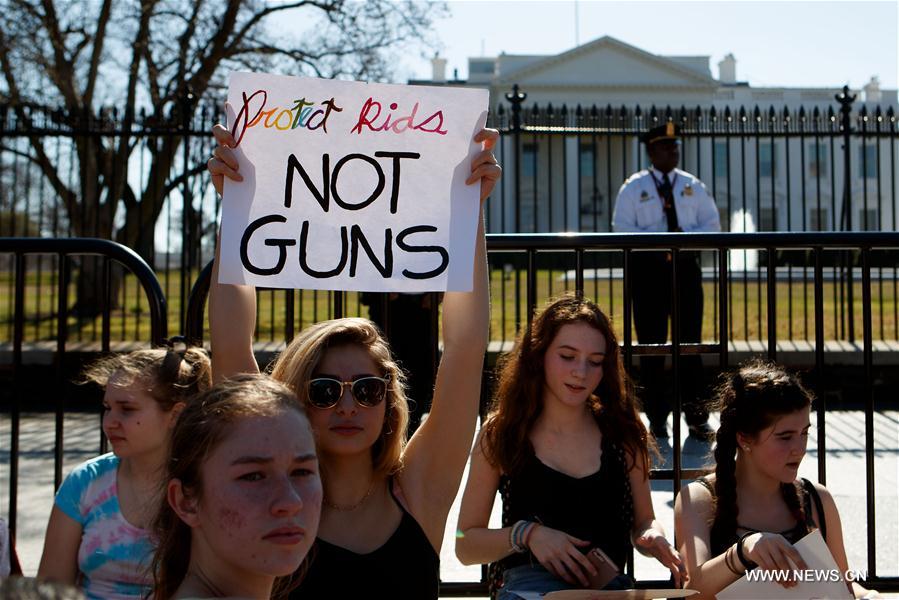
584, 546, 620, 590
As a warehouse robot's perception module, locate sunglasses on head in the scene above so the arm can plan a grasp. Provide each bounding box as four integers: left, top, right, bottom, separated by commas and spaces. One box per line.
307, 375, 391, 409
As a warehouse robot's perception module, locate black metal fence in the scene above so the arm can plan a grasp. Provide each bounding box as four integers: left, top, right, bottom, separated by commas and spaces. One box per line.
183, 231, 899, 594
0, 237, 167, 540
0, 86, 897, 349
1, 234, 898, 591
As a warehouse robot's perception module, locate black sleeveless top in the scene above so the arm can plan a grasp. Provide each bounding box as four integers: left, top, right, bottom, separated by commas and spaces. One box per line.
291, 480, 440, 599
697, 477, 826, 557
497, 434, 634, 574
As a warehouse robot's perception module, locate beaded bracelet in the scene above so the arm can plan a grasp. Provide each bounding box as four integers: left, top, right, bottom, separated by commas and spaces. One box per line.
509, 520, 530, 553
724, 545, 742, 575
522, 521, 537, 549
736, 532, 758, 570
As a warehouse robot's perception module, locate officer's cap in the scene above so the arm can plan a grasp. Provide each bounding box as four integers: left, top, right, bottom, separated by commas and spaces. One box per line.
642, 122, 681, 145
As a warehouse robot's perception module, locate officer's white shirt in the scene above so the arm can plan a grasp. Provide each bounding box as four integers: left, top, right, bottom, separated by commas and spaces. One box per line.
612, 167, 721, 233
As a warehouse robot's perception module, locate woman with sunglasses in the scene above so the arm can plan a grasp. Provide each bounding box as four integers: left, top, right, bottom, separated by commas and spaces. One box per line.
206, 124, 499, 598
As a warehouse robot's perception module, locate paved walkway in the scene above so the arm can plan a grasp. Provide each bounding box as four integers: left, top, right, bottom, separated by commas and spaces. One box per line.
1, 410, 896, 597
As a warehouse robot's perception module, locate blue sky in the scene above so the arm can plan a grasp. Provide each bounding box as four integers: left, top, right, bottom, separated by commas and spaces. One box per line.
397, 0, 898, 90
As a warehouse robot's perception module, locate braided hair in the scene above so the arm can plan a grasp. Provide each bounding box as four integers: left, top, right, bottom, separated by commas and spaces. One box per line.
710, 359, 813, 547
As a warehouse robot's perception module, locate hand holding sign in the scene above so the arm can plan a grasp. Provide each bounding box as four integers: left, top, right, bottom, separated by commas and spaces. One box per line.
214, 73, 491, 293
212, 124, 501, 204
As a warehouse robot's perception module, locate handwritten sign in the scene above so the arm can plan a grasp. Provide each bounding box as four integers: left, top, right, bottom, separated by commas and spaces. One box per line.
717, 530, 853, 600
218, 72, 489, 292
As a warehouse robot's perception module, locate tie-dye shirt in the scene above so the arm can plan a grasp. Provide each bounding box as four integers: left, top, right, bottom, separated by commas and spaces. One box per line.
55, 453, 153, 600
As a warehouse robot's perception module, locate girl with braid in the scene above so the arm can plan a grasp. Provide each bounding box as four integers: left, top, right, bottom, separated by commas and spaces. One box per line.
675, 359, 878, 599
38, 344, 212, 599
456, 294, 683, 599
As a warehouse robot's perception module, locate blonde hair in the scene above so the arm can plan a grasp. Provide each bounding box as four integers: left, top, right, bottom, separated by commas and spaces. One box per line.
82, 345, 212, 411
270, 317, 409, 477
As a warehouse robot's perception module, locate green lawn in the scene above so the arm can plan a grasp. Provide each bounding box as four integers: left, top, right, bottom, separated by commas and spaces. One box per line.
1, 263, 896, 345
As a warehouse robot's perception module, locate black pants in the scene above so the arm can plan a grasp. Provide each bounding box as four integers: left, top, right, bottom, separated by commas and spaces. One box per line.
364, 293, 439, 437
631, 252, 708, 432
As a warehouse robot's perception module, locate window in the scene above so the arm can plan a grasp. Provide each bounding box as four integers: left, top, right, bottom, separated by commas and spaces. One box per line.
714, 141, 728, 178
522, 143, 537, 178
759, 142, 775, 178
858, 143, 877, 178
759, 207, 777, 231
469, 61, 494, 75
808, 143, 828, 178
859, 208, 879, 231
809, 207, 830, 231
579, 146, 595, 178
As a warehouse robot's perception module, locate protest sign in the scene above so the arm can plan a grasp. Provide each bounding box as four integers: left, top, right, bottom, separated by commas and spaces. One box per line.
717, 530, 853, 599
218, 71, 489, 292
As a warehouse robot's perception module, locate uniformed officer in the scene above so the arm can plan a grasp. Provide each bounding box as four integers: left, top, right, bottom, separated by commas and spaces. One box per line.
612, 123, 720, 442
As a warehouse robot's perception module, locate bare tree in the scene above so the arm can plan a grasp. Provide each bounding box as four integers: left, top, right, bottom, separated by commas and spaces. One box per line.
0, 0, 445, 315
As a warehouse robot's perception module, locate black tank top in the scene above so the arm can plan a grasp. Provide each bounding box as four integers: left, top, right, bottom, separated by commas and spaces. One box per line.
498, 434, 634, 573
291, 480, 440, 599
697, 477, 824, 557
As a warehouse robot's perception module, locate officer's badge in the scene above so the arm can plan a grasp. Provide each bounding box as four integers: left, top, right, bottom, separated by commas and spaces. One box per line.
683, 184, 693, 197
640, 190, 650, 202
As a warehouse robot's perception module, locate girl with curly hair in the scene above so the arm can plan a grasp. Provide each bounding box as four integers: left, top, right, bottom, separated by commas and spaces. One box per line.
456, 294, 683, 599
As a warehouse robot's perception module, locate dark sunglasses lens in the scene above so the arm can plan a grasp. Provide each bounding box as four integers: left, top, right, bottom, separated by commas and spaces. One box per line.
352, 378, 387, 407
308, 379, 341, 408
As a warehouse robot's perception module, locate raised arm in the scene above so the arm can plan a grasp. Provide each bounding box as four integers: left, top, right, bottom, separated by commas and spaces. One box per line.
207, 124, 260, 382
399, 129, 499, 547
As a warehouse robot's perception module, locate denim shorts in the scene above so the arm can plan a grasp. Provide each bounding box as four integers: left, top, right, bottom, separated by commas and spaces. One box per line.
498, 564, 634, 600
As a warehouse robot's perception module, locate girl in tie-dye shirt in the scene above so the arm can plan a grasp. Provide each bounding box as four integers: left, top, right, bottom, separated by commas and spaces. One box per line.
37, 345, 212, 600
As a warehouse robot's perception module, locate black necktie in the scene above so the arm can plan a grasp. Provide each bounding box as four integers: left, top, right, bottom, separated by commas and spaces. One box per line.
659, 173, 679, 232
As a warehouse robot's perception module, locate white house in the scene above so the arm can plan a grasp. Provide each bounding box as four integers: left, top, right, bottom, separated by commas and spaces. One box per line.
413, 36, 899, 234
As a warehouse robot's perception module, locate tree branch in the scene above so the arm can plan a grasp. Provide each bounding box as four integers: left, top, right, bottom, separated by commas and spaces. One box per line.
83, 0, 112, 106
38, 0, 81, 109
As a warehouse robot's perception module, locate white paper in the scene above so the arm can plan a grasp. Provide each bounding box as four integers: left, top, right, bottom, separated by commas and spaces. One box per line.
219, 72, 489, 292
543, 589, 697, 599
716, 530, 853, 599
